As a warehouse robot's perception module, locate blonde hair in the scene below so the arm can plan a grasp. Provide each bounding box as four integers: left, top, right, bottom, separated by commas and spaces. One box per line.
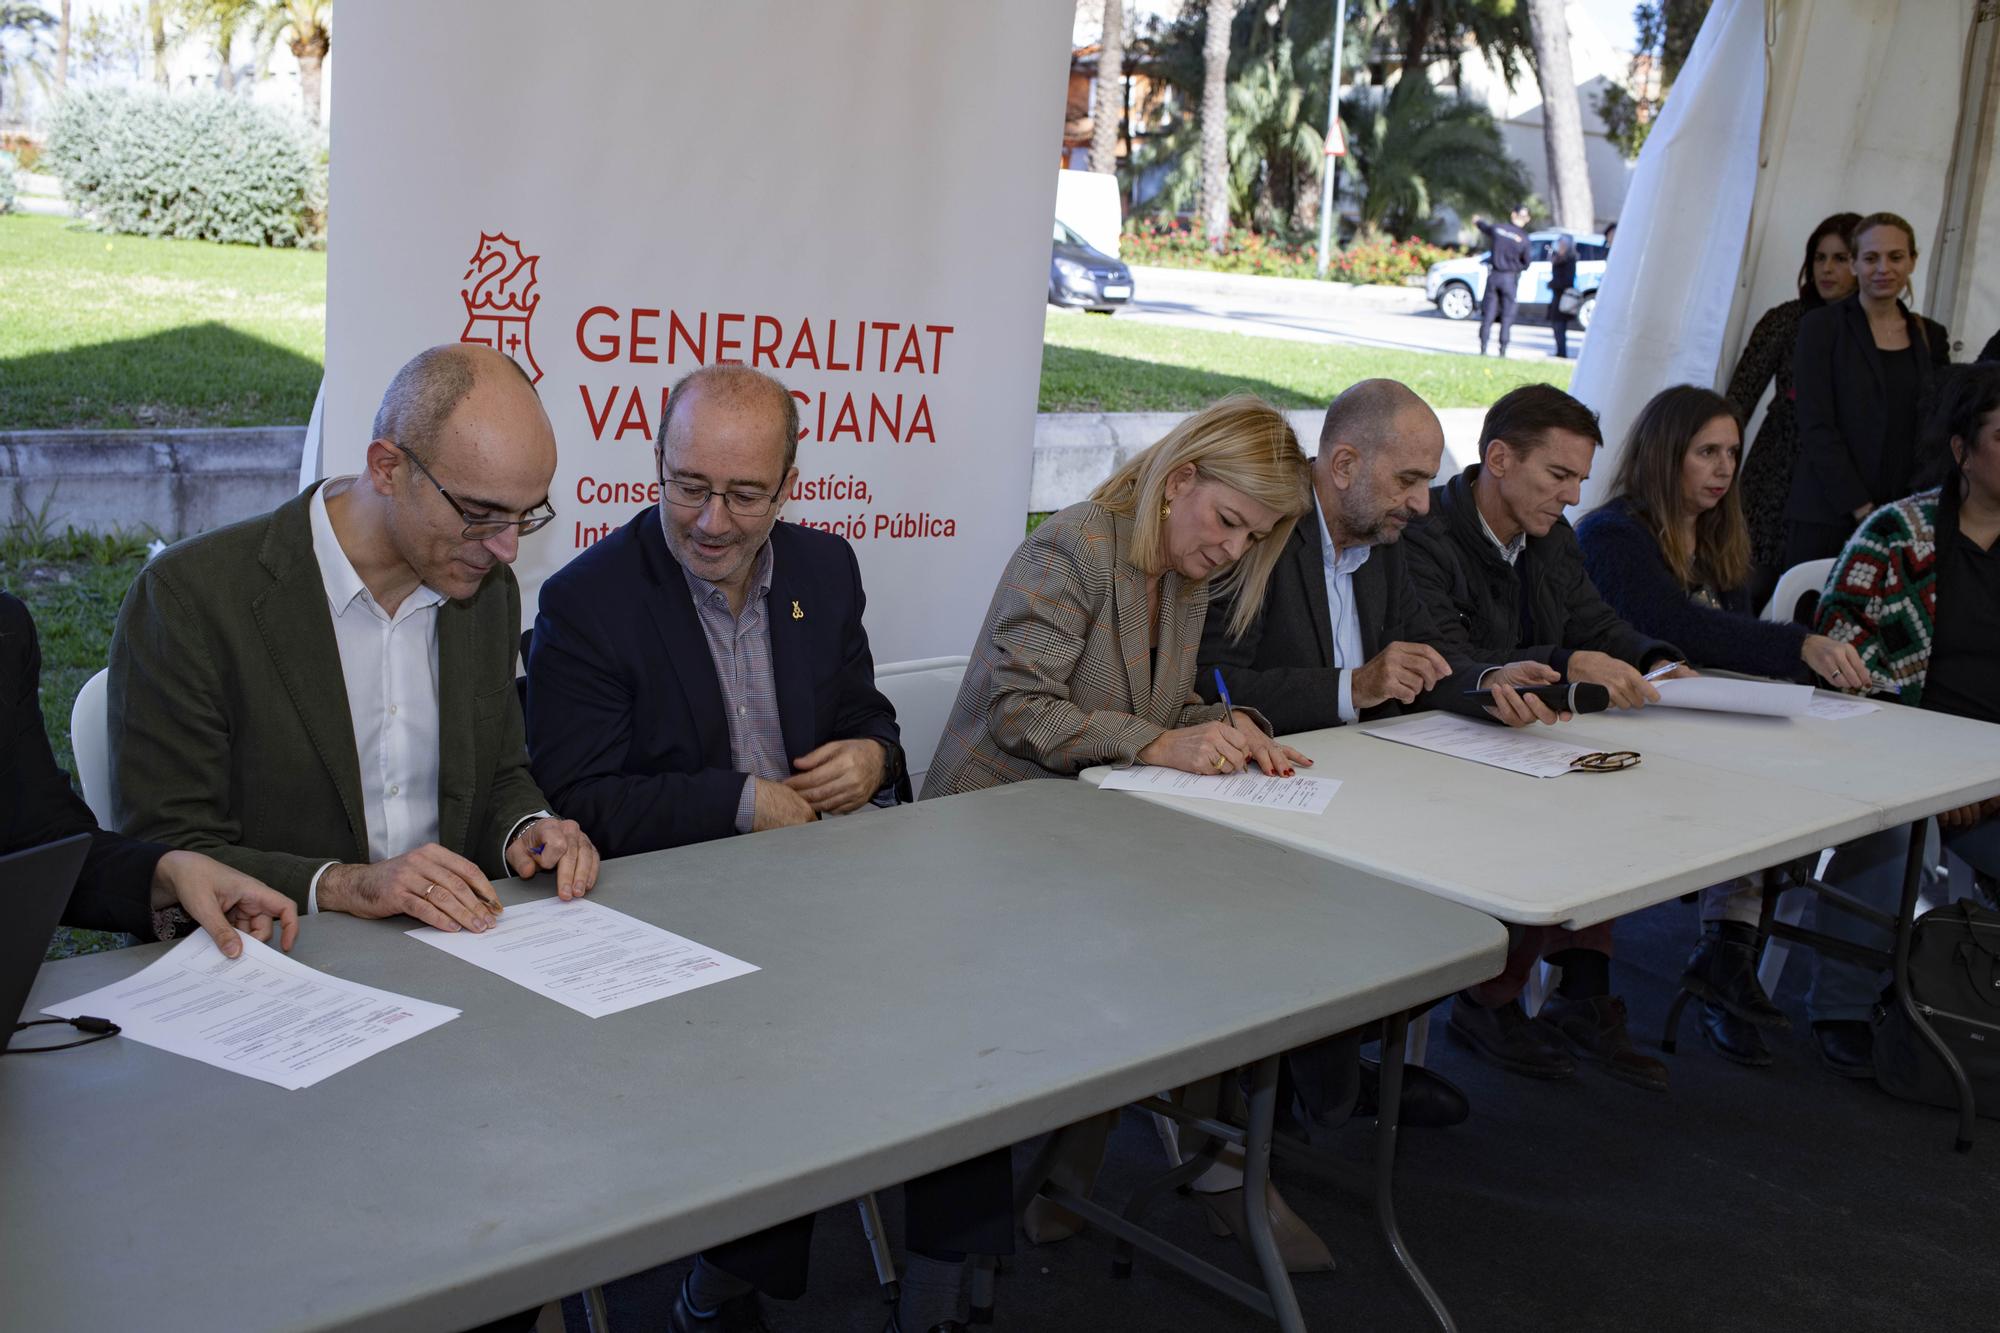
1091, 394, 1310, 639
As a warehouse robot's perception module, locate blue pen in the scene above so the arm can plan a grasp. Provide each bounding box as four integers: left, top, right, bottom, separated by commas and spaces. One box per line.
1213, 667, 1236, 728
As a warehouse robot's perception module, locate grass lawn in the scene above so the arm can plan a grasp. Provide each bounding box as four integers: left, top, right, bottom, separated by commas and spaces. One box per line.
1, 210, 1562, 431
1039, 310, 1572, 412
0, 212, 326, 429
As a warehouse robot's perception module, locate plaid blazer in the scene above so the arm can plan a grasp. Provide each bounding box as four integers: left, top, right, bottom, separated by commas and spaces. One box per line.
921, 502, 1234, 797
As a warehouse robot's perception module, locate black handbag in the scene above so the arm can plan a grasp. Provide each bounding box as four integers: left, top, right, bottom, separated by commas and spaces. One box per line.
1871, 899, 2000, 1117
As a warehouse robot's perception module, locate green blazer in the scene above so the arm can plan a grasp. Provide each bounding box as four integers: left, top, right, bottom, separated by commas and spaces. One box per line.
108, 483, 550, 907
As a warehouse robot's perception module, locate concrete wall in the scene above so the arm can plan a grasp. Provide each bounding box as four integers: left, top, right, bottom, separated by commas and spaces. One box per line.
0, 428, 306, 540
1, 410, 1485, 540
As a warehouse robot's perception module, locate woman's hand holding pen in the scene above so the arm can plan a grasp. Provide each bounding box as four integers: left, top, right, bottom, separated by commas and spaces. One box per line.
1138, 719, 1309, 778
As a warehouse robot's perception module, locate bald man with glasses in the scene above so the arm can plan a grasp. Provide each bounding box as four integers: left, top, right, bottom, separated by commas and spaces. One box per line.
110, 343, 598, 937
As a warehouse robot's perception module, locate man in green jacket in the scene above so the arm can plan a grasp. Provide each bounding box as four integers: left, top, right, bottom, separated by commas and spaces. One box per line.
110, 343, 598, 934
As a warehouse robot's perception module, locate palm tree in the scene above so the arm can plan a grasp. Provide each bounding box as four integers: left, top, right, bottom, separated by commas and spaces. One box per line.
182, 0, 257, 90
1088, 0, 1123, 176
1339, 72, 1528, 237
1524, 0, 1591, 229
1199, 0, 1238, 249
256, 0, 327, 125
0, 2, 55, 121
1351, 0, 1530, 89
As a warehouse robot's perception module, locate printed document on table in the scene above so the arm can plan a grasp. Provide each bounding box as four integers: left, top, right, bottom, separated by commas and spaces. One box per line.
1367, 713, 1599, 779
1806, 694, 1881, 720
408, 897, 757, 1018
1651, 677, 1813, 717
41, 933, 458, 1091
1099, 765, 1341, 814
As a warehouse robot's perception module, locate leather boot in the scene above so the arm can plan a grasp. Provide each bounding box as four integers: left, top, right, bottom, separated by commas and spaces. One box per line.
1683, 922, 1790, 1032
1539, 993, 1669, 1093
1699, 1001, 1773, 1067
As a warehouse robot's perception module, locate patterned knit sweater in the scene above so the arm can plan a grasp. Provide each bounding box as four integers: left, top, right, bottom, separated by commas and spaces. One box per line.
1815, 488, 1943, 704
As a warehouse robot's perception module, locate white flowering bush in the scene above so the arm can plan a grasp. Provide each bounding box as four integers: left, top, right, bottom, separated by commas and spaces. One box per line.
45, 88, 325, 248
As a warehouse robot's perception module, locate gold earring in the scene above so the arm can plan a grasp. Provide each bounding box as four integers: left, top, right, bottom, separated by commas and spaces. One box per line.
1161, 502, 1172, 520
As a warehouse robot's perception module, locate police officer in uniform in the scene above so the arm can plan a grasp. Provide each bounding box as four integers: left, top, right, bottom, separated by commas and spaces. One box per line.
1474, 206, 1533, 357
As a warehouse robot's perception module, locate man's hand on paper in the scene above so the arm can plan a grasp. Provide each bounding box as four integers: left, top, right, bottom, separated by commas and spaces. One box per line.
150, 850, 300, 957
1939, 796, 2000, 831
752, 776, 819, 831
506, 816, 600, 900
782, 738, 889, 815
1802, 634, 1871, 693
1568, 651, 1660, 710
1482, 660, 1567, 727
1352, 641, 1452, 709
319, 844, 502, 933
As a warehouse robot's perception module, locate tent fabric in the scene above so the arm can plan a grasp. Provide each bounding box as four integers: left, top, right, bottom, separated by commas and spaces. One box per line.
1574, 0, 1993, 512
1570, 0, 1766, 509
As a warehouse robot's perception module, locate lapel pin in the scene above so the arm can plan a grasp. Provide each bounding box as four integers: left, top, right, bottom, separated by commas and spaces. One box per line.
791, 600, 805, 621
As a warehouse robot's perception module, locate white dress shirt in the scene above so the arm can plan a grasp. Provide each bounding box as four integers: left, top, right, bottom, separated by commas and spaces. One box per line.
1315, 495, 1371, 724
305, 482, 447, 911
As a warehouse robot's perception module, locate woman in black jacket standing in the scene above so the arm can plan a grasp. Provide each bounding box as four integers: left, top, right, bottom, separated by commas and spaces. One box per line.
1784, 211, 1950, 568
1546, 233, 1577, 359
1726, 212, 1859, 606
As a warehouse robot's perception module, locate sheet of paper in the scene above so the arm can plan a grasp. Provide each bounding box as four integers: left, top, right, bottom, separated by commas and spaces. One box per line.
1367, 713, 1599, 779
408, 897, 757, 1018
1651, 677, 1814, 717
1806, 694, 1881, 720
1098, 764, 1342, 814
41, 933, 458, 1090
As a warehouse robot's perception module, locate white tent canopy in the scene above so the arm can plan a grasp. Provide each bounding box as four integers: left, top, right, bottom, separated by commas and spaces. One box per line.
1574, 0, 1999, 509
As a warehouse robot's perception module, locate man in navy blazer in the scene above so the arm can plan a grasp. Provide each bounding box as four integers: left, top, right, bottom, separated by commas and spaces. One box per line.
527, 371, 906, 859
525, 365, 1002, 1333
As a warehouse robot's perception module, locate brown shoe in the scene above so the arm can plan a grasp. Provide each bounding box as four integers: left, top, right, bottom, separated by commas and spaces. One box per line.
1539, 993, 1669, 1092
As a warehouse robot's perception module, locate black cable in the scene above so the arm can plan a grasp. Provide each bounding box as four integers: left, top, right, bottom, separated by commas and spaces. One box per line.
5, 1015, 121, 1054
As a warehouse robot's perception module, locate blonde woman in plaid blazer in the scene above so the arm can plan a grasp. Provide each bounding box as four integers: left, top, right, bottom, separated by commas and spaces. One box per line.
923, 395, 1313, 797
921, 395, 1337, 1270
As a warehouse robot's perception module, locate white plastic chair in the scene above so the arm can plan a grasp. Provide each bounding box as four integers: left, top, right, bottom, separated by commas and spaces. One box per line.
68, 667, 115, 827
1759, 557, 1836, 626
1753, 558, 1838, 994
873, 655, 970, 793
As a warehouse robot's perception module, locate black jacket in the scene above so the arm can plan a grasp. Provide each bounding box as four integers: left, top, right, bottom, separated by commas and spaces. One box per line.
1575, 497, 1807, 680
1477, 219, 1530, 274
1404, 466, 1679, 673
1197, 496, 1490, 735
1979, 329, 1999, 364
1, 591, 163, 936
1788, 294, 1950, 525
526, 511, 905, 858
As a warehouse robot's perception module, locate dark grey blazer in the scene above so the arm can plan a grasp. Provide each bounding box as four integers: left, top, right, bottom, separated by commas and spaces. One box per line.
1199, 497, 1490, 736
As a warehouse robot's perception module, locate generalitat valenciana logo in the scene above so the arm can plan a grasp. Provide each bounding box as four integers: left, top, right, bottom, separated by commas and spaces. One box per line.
460, 232, 543, 384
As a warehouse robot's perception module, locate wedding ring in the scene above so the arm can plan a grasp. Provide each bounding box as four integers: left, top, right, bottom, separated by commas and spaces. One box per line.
422, 883, 436, 900
1213, 754, 1229, 771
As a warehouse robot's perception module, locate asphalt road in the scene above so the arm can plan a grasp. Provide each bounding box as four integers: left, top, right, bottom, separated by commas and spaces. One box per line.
1106, 263, 1586, 364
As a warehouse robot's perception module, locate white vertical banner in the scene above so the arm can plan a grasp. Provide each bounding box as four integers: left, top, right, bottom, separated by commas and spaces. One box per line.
323, 0, 1074, 663
1569, 0, 1764, 509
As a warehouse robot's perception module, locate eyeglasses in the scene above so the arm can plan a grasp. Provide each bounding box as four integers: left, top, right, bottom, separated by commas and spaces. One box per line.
396, 444, 556, 539
661, 477, 784, 518
1570, 751, 1641, 773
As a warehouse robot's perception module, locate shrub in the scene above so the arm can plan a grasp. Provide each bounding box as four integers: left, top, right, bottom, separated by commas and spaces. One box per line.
44, 87, 325, 248
1123, 217, 1458, 287
0, 151, 16, 215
